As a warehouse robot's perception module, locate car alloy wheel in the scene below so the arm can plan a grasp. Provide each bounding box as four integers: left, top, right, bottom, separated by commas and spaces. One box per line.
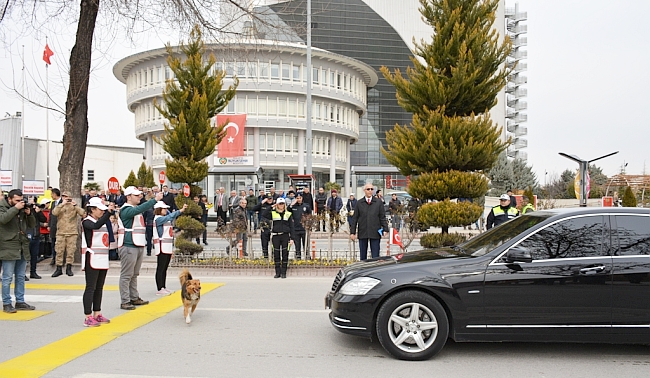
376, 290, 449, 360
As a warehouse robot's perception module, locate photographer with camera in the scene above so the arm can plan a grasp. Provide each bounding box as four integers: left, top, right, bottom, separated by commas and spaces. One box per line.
26, 198, 48, 279
51, 191, 85, 277
1, 189, 36, 313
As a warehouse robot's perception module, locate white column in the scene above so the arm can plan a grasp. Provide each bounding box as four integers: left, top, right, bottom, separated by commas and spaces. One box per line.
345, 139, 351, 197
329, 133, 336, 183
298, 129, 305, 174
253, 127, 260, 168
146, 137, 153, 166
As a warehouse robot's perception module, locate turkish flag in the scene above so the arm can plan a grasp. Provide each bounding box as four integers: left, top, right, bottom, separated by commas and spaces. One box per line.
389, 228, 404, 249
43, 44, 54, 65
216, 114, 246, 158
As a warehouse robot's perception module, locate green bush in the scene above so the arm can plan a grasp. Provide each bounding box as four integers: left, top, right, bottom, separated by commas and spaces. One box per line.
622, 186, 637, 207
175, 237, 203, 255
420, 233, 468, 248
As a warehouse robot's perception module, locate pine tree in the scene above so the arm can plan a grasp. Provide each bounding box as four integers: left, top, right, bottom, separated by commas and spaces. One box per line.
155, 25, 238, 198
155, 25, 238, 255
381, 0, 510, 233
136, 162, 148, 187
622, 186, 637, 207
145, 167, 156, 188
124, 171, 138, 188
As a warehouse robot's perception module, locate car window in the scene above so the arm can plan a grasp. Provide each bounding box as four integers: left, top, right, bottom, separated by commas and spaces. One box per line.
516, 215, 605, 260
614, 215, 650, 256
462, 214, 551, 257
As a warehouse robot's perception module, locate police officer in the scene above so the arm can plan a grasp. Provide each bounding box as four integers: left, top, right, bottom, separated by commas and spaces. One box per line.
271, 198, 294, 278
521, 195, 535, 214
486, 194, 519, 230
289, 194, 312, 260
252, 193, 274, 259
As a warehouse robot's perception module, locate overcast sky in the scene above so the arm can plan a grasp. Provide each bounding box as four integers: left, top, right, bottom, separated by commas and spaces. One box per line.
0, 0, 648, 183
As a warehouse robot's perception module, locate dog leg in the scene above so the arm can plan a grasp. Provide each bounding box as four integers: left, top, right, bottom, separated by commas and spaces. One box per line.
183, 305, 190, 323
191, 304, 197, 315
186, 313, 192, 324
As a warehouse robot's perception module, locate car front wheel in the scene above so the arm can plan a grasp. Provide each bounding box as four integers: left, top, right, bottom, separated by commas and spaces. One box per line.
376, 290, 449, 360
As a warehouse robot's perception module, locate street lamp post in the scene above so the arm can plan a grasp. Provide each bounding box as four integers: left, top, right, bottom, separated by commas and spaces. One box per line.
559, 151, 619, 207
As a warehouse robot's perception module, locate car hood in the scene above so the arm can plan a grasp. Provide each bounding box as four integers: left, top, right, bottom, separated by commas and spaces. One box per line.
343, 247, 467, 275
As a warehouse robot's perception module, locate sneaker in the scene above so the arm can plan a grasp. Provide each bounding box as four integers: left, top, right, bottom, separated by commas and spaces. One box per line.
84, 316, 101, 327
163, 288, 172, 294
3, 304, 16, 313
156, 289, 170, 296
94, 314, 110, 324
120, 303, 136, 310
131, 298, 149, 306
15, 302, 35, 311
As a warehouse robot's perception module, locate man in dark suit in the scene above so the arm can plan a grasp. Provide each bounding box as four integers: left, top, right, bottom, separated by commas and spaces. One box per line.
350, 184, 388, 260
161, 185, 177, 211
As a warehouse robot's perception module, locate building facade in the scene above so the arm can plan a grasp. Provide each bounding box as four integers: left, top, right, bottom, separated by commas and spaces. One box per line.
113, 41, 377, 196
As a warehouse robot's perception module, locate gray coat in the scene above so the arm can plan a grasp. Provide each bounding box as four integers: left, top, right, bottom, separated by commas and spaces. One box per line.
0, 198, 36, 260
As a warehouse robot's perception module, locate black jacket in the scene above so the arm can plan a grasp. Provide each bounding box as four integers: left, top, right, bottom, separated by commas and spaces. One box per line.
271, 209, 294, 238
252, 199, 274, 222
290, 202, 312, 232
315, 192, 328, 210
350, 196, 388, 239
48, 198, 61, 237
301, 192, 314, 213
161, 192, 177, 211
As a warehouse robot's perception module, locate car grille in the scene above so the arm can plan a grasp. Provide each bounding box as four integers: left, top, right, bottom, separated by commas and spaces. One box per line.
330, 268, 345, 293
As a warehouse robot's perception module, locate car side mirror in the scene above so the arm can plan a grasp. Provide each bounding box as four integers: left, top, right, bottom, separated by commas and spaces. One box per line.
505, 247, 532, 264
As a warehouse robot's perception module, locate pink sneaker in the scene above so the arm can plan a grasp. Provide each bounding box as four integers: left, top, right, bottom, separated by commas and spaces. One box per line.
84, 316, 101, 327
94, 314, 110, 324
156, 289, 170, 296
163, 288, 172, 294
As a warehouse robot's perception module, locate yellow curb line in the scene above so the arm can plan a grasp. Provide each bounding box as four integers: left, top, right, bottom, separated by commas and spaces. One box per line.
0, 310, 52, 321
0, 282, 223, 378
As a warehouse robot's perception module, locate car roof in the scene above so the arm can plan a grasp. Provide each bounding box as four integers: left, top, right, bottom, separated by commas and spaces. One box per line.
534, 207, 650, 218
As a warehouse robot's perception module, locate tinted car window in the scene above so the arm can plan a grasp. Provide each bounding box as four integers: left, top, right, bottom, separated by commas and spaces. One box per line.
615, 215, 650, 256
463, 214, 551, 257
516, 215, 605, 260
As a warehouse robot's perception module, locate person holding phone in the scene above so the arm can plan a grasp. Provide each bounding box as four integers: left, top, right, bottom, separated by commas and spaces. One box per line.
51, 191, 85, 277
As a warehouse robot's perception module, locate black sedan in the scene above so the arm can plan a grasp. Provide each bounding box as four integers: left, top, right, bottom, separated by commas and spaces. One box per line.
325, 208, 650, 360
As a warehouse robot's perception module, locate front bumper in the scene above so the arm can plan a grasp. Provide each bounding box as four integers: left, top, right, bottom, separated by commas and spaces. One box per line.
325, 290, 379, 338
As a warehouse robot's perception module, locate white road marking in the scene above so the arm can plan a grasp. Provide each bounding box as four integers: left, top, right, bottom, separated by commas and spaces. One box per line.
73, 374, 209, 378
201, 307, 328, 313
22, 294, 82, 303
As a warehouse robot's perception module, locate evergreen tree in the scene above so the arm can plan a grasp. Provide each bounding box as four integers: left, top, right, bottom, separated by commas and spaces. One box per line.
124, 171, 138, 188
622, 186, 637, 207
155, 25, 237, 255
486, 152, 537, 195
136, 162, 148, 187
145, 167, 156, 188
381, 0, 510, 233
154, 25, 238, 198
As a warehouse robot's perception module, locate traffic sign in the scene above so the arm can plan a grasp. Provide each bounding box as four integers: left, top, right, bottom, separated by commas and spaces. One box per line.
183, 184, 190, 197
107, 177, 120, 194
158, 170, 166, 184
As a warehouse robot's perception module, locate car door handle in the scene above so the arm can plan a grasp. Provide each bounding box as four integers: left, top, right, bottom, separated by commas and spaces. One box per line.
579, 265, 606, 274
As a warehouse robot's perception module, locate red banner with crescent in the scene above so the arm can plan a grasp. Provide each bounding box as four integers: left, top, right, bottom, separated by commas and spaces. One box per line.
216, 114, 246, 158
389, 228, 404, 249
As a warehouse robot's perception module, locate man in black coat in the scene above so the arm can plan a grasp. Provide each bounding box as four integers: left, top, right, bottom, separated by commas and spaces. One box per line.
350, 184, 388, 261
289, 194, 312, 260
161, 185, 177, 211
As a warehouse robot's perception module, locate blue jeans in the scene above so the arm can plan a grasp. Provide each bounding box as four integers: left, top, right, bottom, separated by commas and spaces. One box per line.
358, 238, 381, 261
2, 256, 27, 305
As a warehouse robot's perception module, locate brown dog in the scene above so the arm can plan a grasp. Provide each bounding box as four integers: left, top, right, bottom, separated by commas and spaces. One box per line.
179, 269, 201, 324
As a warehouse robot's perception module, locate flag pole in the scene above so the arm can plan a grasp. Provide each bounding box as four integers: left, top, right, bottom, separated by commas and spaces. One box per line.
45, 36, 50, 188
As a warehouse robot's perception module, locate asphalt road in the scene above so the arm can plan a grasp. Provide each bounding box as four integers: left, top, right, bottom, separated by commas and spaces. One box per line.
1, 272, 648, 378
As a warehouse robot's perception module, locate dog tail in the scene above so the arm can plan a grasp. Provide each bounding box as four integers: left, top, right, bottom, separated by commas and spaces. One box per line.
179, 269, 193, 287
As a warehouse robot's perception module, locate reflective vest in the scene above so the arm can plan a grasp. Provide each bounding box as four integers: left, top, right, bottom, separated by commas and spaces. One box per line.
153, 215, 174, 255
522, 203, 535, 214
271, 210, 292, 234
121, 203, 147, 247
491, 205, 519, 226
81, 216, 110, 270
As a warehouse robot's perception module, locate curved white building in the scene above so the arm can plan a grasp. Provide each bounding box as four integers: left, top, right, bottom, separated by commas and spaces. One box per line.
113, 41, 378, 195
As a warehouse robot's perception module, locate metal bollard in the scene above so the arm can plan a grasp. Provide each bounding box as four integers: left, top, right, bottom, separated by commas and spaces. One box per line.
311, 239, 316, 260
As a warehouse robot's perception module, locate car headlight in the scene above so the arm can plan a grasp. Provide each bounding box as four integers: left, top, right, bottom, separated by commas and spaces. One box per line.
339, 277, 381, 295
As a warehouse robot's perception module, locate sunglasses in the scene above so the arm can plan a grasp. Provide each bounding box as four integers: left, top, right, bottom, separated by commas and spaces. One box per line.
364, 188, 373, 191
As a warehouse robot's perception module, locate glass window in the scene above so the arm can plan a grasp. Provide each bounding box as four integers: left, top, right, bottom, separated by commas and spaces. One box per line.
293, 135, 298, 152
236, 97, 245, 113
226, 99, 235, 113
615, 215, 650, 256
293, 65, 300, 81
343, 74, 347, 90
215, 62, 223, 75
246, 133, 254, 151
87, 170, 94, 181
225, 62, 234, 77
150, 68, 154, 84
284, 133, 291, 152
276, 134, 283, 151
236, 62, 246, 78
313, 67, 319, 84
259, 62, 269, 80
144, 70, 148, 86
288, 100, 296, 117
271, 63, 280, 79
314, 103, 321, 120
282, 63, 290, 80
260, 133, 266, 150
278, 99, 287, 116
337, 73, 342, 89
248, 62, 258, 79
267, 133, 274, 150
330, 72, 335, 88
323, 69, 329, 86
298, 101, 305, 118
268, 98, 277, 115
517, 216, 605, 260
157, 67, 162, 83
303, 67, 307, 82
247, 97, 257, 115
258, 97, 267, 115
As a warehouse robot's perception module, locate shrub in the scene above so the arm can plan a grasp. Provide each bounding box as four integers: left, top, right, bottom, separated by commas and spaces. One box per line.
420, 233, 468, 248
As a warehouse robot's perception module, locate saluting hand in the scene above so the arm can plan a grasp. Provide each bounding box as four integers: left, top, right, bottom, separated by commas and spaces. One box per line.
155, 192, 163, 202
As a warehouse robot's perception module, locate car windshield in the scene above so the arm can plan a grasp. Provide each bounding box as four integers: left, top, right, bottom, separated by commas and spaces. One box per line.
459, 214, 552, 257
